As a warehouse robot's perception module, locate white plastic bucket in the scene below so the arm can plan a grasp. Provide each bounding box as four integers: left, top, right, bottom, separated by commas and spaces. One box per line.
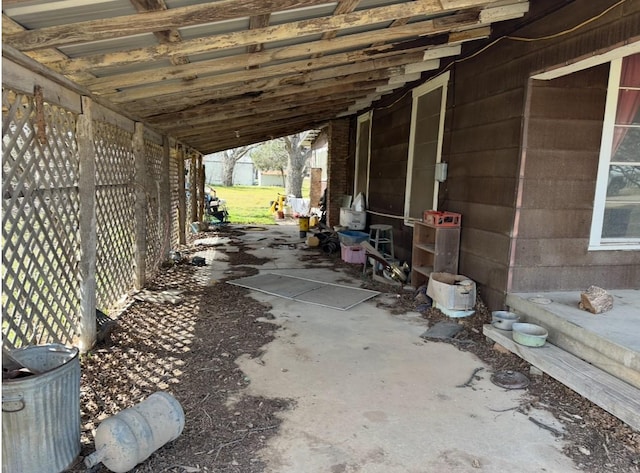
2, 344, 81, 473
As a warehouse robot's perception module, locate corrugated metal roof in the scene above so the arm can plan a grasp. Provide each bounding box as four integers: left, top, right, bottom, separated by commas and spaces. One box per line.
2, 0, 531, 153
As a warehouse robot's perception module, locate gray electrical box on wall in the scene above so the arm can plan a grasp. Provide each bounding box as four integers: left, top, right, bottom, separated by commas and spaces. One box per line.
435, 162, 448, 182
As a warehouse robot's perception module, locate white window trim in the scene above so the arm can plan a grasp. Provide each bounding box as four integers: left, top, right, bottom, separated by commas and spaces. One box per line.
354, 110, 372, 199
589, 55, 640, 250
404, 71, 450, 226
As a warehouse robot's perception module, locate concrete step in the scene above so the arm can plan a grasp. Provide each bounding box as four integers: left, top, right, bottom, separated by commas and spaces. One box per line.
483, 324, 640, 431
506, 292, 640, 390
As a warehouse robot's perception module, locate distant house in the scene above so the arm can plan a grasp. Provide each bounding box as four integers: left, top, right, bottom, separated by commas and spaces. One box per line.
203, 153, 255, 186
259, 170, 286, 187
311, 132, 328, 196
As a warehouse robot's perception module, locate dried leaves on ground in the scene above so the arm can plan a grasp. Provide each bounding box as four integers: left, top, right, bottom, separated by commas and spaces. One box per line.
68, 229, 638, 473
68, 229, 288, 473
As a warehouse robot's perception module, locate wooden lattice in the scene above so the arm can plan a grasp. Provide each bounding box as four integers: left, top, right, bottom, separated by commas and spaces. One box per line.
2, 88, 81, 348
94, 120, 135, 312
169, 150, 180, 249
184, 157, 193, 227
144, 139, 164, 274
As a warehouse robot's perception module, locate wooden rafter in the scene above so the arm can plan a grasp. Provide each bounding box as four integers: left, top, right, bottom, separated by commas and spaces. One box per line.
95, 14, 478, 102
1, 15, 95, 83
0, 0, 531, 153
247, 14, 271, 56
42, 2, 485, 73
129, 0, 192, 71
83, 29, 459, 94
3, 0, 335, 50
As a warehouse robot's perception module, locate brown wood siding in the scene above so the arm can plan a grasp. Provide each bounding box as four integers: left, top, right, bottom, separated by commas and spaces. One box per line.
359, 0, 640, 306
510, 62, 640, 292
444, 0, 640, 306
367, 93, 413, 262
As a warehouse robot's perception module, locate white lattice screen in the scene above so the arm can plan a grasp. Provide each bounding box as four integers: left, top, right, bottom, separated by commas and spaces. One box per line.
184, 157, 193, 226
144, 139, 164, 276
2, 88, 81, 348
94, 120, 135, 312
169, 151, 181, 249
2, 81, 188, 349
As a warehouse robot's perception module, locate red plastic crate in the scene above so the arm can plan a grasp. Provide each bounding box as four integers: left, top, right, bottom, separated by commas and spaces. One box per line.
423, 210, 461, 227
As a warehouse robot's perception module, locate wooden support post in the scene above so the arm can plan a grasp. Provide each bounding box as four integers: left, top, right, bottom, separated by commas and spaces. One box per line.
132, 122, 147, 290
199, 161, 206, 222
77, 96, 97, 353
177, 145, 186, 244
160, 136, 171, 255
189, 151, 198, 224
310, 167, 322, 207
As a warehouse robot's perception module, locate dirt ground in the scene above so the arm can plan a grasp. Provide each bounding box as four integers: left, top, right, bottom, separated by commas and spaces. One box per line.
67, 226, 639, 473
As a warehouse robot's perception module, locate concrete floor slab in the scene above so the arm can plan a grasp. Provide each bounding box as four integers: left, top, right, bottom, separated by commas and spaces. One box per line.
217, 226, 578, 473
237, 289, 575, 473
187, 226, 577, 471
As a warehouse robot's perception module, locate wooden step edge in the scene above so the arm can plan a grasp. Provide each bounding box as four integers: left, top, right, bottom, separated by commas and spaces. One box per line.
483, 324, 640, 432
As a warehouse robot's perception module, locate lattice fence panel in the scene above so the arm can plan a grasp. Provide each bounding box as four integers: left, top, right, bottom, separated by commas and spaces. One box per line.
2, 88, 81, 348
185, 157, 193, 229
169, 150, 180, 249
144, 139, 164, 274
94, 120, 135, 312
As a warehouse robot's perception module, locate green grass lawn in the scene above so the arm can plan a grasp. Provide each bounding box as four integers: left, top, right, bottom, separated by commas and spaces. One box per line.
212, 179, 310, 225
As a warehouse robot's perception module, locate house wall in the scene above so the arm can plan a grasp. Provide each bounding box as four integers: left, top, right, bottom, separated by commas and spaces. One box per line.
363, 0, 640, 308
367, 94, 413, 262
204, 155, 255, 186
511, 64, 640, 291
327, 118, 354, 227
449, 0, 640, 306
259, 172, 286, 187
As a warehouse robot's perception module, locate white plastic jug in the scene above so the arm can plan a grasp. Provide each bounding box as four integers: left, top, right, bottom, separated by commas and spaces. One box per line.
84, 391, 185, 472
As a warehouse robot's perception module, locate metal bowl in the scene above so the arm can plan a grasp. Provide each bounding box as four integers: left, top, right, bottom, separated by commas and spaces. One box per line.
491, 311, 520, 330
512, 323, 548, 347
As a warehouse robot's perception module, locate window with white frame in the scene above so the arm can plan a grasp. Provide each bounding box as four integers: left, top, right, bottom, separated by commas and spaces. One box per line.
354, 111, 372, 199
590, 53, 640, 249
404, 71, 449, 224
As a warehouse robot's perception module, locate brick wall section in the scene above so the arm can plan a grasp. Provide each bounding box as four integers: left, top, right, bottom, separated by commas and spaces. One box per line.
326, 118, 351, 227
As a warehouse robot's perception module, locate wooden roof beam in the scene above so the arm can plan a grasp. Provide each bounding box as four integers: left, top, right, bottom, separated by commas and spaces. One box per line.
3, 0, 335, 50
1, 14, 95, 83
98, 16, 484, 103
180, 113, 337, 151
247, 14, 271, 55
311, 0, 361, 58
172, 104, 355, 139
112, 60, 404, 109
143, 79, 383, 121
80, 18, 475, 92
154, 80, 386, 129
43, 3, 485, 73
129, 0, 192, 71
152, 89, 374, 128
166, 95, 367, 133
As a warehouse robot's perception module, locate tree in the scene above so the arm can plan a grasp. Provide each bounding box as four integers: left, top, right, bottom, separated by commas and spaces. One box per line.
218, 145, 255, 186
283, 132, 312, 198
250, 139, 288, 187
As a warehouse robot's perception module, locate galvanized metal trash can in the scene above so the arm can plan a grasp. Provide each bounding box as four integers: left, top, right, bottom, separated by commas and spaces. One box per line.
2, 344, 81, 473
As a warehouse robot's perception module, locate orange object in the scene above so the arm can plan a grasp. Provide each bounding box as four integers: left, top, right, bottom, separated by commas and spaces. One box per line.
423, 211, 461, 227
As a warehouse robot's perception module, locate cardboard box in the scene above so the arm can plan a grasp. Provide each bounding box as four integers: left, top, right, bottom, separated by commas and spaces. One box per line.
427, 272, 476, 310
339, 208, 366, 230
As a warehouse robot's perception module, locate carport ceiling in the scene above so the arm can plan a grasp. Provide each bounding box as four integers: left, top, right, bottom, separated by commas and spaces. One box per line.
2, 0, 529, 153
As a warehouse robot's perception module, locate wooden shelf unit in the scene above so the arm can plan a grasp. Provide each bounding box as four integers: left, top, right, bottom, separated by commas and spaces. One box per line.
411, 222, 460, 288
